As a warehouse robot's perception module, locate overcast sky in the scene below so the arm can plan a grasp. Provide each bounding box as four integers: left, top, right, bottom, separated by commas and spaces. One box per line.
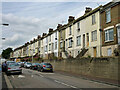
1, 0, 111, 52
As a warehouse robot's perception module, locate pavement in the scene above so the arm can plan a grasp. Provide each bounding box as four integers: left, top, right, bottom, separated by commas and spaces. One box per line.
2, 68, 119, 90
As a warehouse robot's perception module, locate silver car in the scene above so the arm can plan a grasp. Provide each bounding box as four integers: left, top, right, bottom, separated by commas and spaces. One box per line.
24, 62, 32, 68
7, 61, 16, 65
6, 63, 22, 75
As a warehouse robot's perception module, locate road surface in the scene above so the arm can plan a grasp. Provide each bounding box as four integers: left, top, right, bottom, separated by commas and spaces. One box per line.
5, 68, 119, 89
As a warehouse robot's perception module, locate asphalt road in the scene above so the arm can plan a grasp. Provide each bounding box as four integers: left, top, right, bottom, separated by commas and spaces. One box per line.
6, 68, 119, 89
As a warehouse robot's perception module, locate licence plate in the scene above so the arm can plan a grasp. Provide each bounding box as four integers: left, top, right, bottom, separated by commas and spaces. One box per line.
46, 68, 50, 70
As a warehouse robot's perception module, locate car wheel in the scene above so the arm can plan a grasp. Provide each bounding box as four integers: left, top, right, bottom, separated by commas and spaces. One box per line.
19, 71, 22, 74
41, 68, 44, 72
51, 70, 53, 73
6, 72, 10, 76
37, 68, 39, 71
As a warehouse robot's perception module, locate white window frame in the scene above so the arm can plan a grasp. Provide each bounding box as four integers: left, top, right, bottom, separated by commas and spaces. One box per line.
91, 30, 97, 41
60, 31, 62, 39
105, 28, 114, 42
49, 35, 51, 42
46, 37, 48, 43
76, 35, 81, 46
69, 38, 72, 47
107, 48, 112, 56
77, 22, 80, 29
55, 32, 57, 38
55, 42, 57, 50
69, 26, 72, 35
92, 14, 95, 25
60, 42, 63, 48
49, 44, 51, 51
106, 9, 111, 23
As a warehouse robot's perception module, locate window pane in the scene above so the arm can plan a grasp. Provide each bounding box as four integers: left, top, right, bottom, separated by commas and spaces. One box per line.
109, 29, 113, 40
105, 31, 108, 41
106, 10, 111, 23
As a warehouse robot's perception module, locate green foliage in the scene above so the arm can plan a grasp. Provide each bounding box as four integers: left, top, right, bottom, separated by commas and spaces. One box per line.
88, 55, 91, 58
2, 47, 13, 59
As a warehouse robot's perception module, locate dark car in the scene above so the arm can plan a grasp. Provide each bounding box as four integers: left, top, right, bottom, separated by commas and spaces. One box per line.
38, 63, 53, 72
20, 62, 26, 67
30, 63, 40, 70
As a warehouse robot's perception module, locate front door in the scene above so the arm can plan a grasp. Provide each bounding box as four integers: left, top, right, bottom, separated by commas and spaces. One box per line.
117, 26, 120, 44
83, 34, 85, 48
93, 47, 96, 57
87, 33, 89, 47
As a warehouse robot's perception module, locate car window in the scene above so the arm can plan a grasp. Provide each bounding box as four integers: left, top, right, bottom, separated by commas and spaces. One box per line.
27, 63, 32, 65
44, 63, 51, 65
7, 61, 16, 65
8, 63, 19, 67
35, 63, 39, 65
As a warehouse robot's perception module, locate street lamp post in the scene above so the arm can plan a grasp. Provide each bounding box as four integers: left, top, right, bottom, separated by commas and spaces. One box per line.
1, 23, 9, 40
32, 49, 33, 63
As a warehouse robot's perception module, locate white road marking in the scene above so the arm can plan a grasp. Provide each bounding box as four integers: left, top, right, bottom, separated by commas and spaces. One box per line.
11, 75, 14, 78
39, 74, 44, 77
38, 72, 54, 75
18, 75, 25, 78
54, 80, 77, 89
31, 75, 33, 77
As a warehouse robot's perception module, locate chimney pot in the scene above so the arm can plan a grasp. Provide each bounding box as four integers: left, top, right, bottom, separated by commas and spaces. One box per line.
49, 28, 53, 33
68, 16, 75, 23
85, 7, 92, 14
57, 24, 62, 29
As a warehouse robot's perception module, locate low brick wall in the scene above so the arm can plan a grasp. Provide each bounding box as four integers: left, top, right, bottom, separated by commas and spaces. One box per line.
34, 57, 119, 81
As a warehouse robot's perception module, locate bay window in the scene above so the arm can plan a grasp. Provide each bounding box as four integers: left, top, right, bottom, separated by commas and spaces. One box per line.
105, 28, 114, 41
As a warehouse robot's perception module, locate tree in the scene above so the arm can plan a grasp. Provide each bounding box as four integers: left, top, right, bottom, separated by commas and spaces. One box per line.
2, 47, 13, 59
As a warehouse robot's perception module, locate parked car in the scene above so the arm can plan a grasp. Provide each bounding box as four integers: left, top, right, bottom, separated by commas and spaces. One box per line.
30, 63, 40, 70
6, 63, 22, 75
38, 62, 53, 72
24, 62, 32, 68
17, 62, 21, 65
2, 61, 16, 72
6, 61, 16, 65
20, 62, 26, 67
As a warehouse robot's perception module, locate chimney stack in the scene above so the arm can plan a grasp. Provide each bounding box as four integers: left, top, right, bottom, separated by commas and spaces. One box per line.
42, 33, 47, 37
49, 28, 53, 33
68, 16, 75, 23
85, 7, 92, 14
57, 24, 62, 29
37, 35, 41, 39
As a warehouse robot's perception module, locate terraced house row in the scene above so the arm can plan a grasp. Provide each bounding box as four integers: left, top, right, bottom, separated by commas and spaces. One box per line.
10, 2, 120, 61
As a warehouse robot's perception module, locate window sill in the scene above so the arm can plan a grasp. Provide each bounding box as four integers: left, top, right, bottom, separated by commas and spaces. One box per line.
68, 46, 72, 48
77, 45, 81, 46
92, 23, 96, 25
91, 40, 97, 42
106, 21, 111, 24
105, 40, 114, 43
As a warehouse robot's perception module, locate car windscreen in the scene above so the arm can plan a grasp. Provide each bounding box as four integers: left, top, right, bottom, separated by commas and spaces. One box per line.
27, 63, 32, 65
35, 63, 40, 65
7, 62, 15, 64
43, 63, 51, 65
8, 63, 19, 67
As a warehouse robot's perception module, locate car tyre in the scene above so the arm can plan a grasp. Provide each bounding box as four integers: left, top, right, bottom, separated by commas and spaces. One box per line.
40, 68, 44, 72
19, 71, 22, 74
